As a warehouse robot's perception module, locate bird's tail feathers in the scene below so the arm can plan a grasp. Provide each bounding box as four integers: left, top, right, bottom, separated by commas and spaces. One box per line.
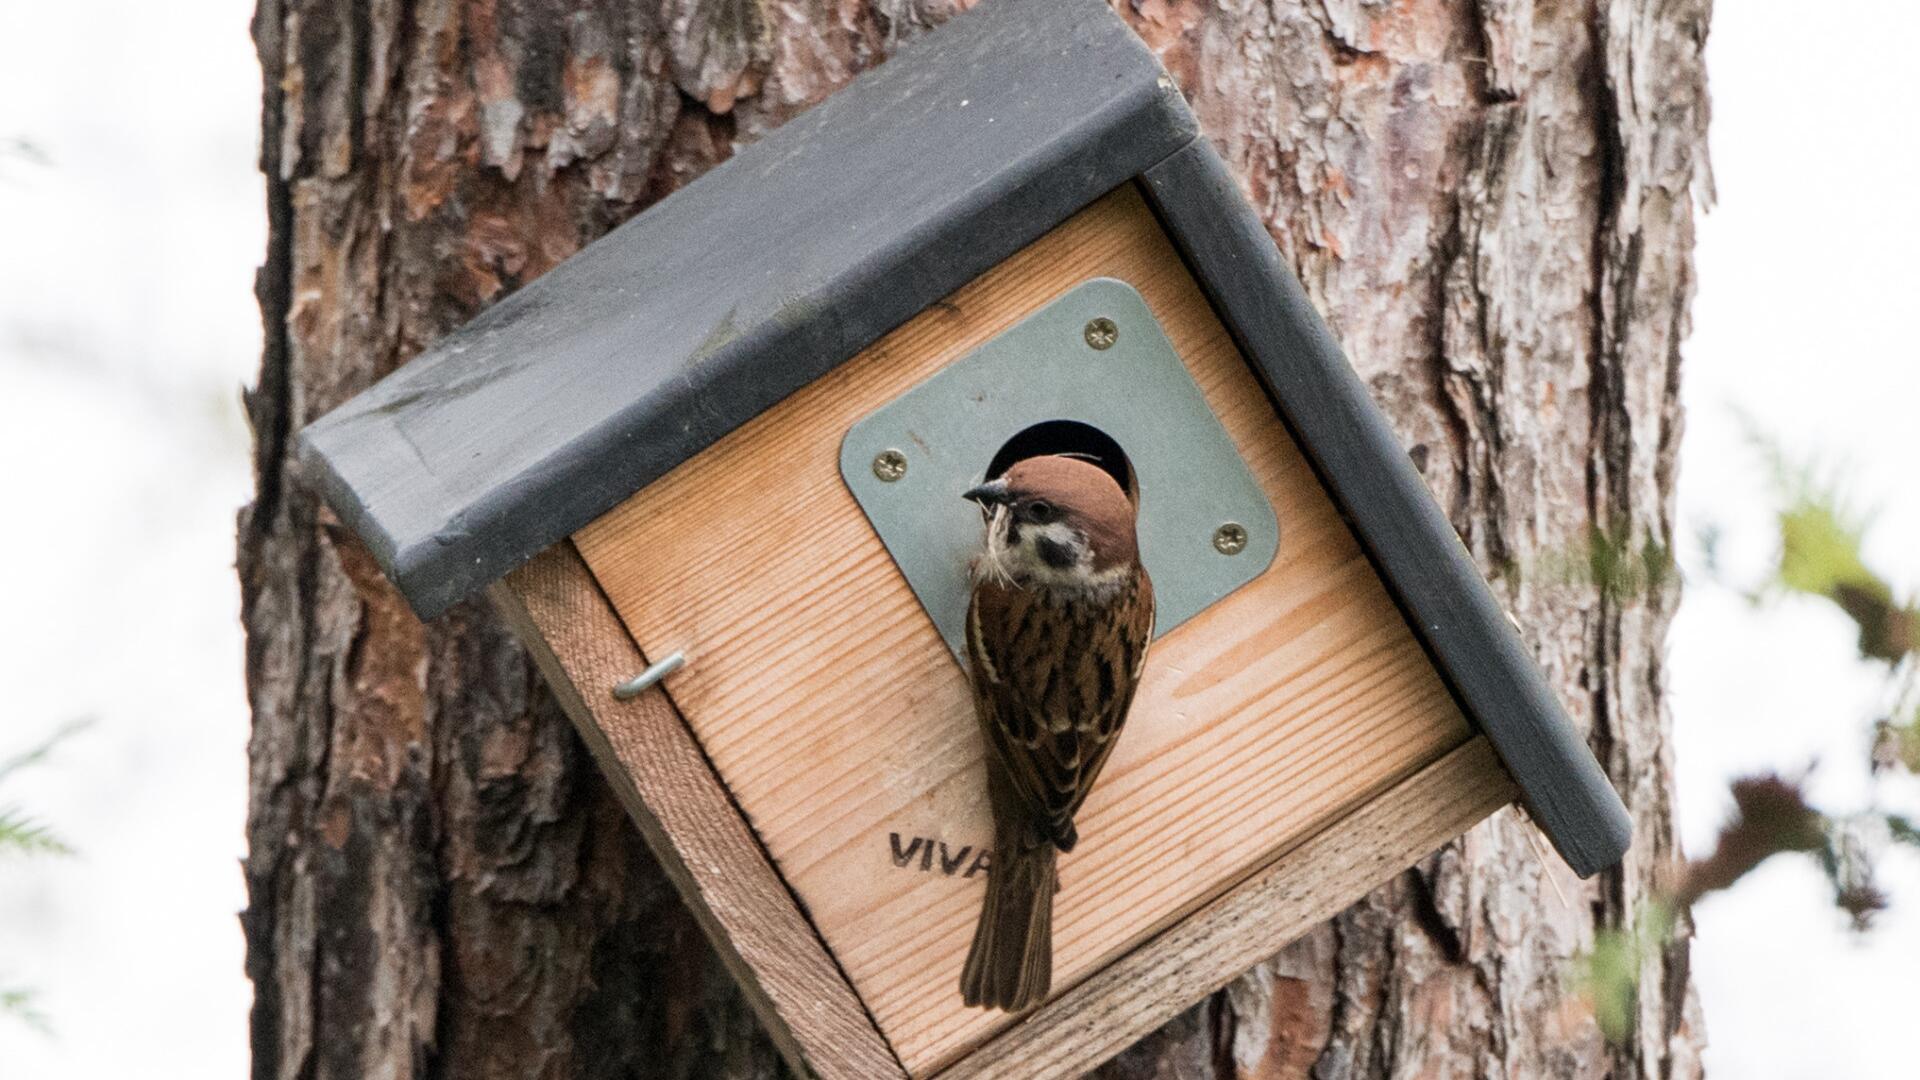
959, 839, 1056, 1012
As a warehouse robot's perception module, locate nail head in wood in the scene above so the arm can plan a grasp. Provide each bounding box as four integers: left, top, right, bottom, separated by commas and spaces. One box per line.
612, 651, 685, 700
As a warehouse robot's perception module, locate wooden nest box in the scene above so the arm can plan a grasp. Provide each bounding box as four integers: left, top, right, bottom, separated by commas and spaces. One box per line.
299, 1, 1631, 1076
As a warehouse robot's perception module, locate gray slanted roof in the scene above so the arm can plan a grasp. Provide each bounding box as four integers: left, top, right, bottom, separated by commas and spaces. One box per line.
297, 0, 1198, 618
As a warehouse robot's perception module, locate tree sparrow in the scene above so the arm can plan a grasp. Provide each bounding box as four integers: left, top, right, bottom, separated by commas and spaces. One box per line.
958, 454, 1155, 1012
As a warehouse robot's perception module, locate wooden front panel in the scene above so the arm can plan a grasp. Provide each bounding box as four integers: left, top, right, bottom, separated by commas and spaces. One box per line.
573, 186, 1472, 1074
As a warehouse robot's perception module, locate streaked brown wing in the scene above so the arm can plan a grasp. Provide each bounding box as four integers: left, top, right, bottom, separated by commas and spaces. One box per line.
1059, 574, 1153, 827
966, 571, 1154, 849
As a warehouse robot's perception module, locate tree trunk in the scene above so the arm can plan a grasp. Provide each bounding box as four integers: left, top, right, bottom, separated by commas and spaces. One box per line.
240, 1, 1709, 1078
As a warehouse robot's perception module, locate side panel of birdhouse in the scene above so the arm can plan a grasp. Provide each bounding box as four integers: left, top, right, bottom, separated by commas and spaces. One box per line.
571, 187, 1476, 1074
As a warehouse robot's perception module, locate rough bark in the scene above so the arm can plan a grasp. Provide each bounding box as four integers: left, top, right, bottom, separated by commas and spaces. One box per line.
240, 1, 1709, 1078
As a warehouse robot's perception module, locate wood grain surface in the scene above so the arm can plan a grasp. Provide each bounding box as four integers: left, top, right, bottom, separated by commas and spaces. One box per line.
573, 186, 1474, 1073
942, 736, 1517, 1080
490, 545, 906, 1080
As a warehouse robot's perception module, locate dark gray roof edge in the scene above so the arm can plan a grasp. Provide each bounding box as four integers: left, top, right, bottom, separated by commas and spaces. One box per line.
1141, 140, 1634, 878
297, 0, 1196, 618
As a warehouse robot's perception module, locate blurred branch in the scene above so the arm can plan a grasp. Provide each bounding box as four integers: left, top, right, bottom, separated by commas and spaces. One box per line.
0, 719, 87, 1031
0, 718, 90, 784
0, 136, 50, 163
0, 808, 73, 858
1578, 423, 1917, 1044
1889, 815, 1920, 849
1745, 422, 1920, 664
1672, 773, 1822, 909
0, 719, 88, 856
0, 987, 49, 1034
0, 136, 51, 185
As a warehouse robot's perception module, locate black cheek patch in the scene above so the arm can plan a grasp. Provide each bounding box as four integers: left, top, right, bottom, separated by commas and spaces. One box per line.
1036, 535, 1076, 570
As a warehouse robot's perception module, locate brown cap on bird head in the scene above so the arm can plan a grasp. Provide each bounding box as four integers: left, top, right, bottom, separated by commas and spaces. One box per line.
963, 454, 1140, 571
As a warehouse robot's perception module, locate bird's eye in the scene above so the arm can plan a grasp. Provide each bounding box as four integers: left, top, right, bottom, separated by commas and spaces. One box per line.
1025, 500, 1054, 524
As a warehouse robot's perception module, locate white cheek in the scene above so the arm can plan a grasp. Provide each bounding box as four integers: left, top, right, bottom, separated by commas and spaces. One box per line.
1029, 522, 1083, 553
979, 515, 1127, 597
1012, 522, 1091, 577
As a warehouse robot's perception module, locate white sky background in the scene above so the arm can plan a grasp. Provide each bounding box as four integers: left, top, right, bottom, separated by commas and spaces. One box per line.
0, 1, 1913, 1077
0, 1, 261, 1078
1672, 3, 1920, 1077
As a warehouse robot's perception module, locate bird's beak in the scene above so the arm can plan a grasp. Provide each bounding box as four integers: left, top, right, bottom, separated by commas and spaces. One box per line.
963, 478, 1011, 508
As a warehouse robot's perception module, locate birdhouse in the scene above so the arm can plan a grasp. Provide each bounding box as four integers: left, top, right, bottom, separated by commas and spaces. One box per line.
298, 0, 1632, 1076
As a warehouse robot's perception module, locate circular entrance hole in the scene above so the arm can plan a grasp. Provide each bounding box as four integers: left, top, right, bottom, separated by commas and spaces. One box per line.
984, 420, 1138, 505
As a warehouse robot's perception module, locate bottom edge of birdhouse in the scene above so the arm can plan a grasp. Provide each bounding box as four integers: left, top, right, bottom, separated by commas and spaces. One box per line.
926, 736, 1515, 1080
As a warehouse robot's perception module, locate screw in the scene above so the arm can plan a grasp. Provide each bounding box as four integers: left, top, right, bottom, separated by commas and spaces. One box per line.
1213, 522, 1248, 555
872, 449, 908, 482
1083, 317, 1118, 350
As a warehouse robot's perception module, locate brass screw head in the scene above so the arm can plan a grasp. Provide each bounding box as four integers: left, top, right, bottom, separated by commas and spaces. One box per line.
1213, 522, 1248, 555
872, 449, 908, 482
1083, 317, 1119, 350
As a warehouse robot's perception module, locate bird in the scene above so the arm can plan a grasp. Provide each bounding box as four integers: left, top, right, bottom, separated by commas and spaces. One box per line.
957, 453, 1155, 1012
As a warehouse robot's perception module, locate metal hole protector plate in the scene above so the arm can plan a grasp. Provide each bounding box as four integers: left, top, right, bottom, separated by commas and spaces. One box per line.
839, 277, 1279, 661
